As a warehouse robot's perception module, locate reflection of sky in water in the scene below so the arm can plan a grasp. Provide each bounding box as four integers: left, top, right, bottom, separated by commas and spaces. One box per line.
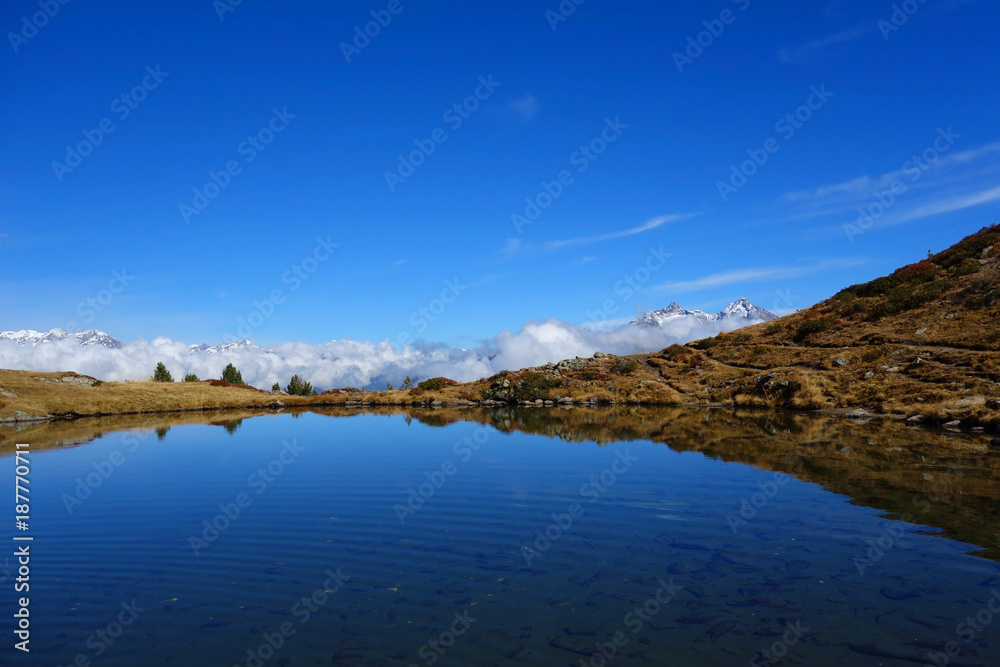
4, 411, 998, 666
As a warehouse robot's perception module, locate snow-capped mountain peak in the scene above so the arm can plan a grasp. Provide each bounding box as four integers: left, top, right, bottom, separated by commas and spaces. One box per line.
188, 339, 273, 354
631, 298, 776, 327
0, 328, 124, 349
719, 298, 777, 321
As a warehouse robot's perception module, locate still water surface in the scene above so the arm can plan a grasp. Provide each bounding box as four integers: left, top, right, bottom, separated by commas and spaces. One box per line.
2, 408, 999, 666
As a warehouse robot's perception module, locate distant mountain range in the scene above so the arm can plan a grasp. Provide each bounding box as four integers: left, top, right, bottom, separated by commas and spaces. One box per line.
0, 328, 125, 349
631, 298, 776, 328
187, 339, 273, 354
0, 329, 273, 355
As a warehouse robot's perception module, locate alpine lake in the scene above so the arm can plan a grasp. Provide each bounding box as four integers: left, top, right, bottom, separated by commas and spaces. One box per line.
2, 406, 999, 666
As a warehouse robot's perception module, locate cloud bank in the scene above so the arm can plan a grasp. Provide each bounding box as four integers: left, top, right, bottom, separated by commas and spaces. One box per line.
0, 316, 757, 391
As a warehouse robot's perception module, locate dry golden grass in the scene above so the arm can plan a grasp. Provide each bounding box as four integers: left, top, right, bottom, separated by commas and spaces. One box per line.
2, 225, 999, 427
0, 370, 301, 420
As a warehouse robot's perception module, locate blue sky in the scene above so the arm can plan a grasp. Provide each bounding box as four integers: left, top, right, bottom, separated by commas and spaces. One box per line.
2, 0, 999, 348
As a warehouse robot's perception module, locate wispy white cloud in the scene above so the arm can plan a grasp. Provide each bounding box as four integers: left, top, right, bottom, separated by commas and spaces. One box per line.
0, 313, 766, 391
899, 184, 1000, 224
508, 95, 539, 121
500, 213, 695, 260
780, 141, 1000, 236
654, 258, 866, 294
543, 214, 695, 250
778, 22, 871, 63
786, 142, 1000, 206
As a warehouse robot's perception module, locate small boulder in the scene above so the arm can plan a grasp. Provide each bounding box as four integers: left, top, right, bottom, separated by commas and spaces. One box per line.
944, 420, 962, 428
833, 358, 849, 367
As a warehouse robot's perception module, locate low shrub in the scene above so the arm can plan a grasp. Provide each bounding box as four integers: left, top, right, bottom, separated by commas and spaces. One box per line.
613, 358, 639, 374
513, 372, 563, 401
793, 318, 832, 343
417, 377, 456, 391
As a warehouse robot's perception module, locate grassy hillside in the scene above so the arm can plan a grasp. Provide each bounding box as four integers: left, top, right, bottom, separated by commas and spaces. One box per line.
2, 225, 999, 427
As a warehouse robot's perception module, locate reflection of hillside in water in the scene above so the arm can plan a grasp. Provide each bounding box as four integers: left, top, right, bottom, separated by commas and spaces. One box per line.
5, 405, 998, 560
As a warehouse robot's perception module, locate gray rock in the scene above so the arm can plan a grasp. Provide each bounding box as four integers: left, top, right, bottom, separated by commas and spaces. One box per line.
593, 351, 606, 358
833, 358, 849, 367
268, 400, 285, 409
845, 408, 871, 419
915, 327, 928, 335
955, 397, 984, 406
0, 388, 17, 398
863, 371, 874, 380
556, 358, 586, 371
944, 420, 962, 428
906, 415, 926, 423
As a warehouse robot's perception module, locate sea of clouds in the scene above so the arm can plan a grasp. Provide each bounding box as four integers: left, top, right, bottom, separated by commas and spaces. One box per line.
0, 317, 754, 390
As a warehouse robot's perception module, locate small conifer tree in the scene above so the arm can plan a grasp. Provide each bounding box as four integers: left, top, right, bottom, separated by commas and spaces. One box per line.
153, 362, 174, 382
221, 363, 244, 385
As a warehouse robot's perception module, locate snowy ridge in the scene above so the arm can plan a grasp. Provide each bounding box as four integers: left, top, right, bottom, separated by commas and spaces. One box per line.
188, 339, 273, 355
632, 298, 776, 327
0, 328, 125, 349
